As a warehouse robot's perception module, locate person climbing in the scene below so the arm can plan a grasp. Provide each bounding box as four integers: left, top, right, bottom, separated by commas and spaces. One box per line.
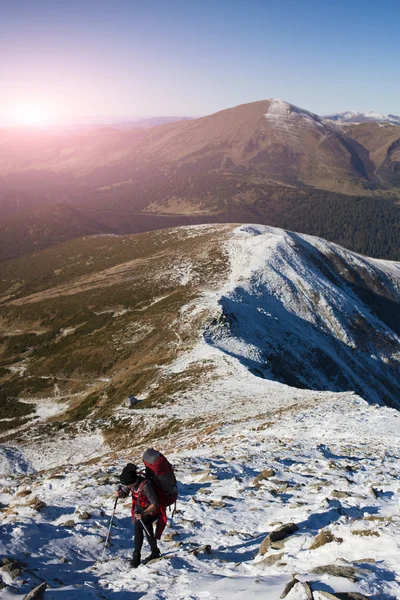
115, 462, 161, 567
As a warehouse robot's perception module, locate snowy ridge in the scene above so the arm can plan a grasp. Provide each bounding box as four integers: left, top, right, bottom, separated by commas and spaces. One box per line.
324, 110, 400, 125
171, 225, 400, 408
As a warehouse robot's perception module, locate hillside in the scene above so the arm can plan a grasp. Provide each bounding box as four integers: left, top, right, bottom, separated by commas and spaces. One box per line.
1, 224, 400, 599
1, 224, 399, 444
1, 98, 400, 262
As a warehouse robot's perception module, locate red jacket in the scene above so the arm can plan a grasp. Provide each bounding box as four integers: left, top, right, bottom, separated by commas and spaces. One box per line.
126, 479, 168, 540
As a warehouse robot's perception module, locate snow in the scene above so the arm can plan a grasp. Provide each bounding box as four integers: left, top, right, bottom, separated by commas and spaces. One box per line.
1, 392, 400, 599
264, 99, 324, 133
324, 110, 400, 125
1, 224, 400, 598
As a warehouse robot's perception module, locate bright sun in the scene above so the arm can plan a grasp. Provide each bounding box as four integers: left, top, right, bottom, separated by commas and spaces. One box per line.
12, 103, 51, 127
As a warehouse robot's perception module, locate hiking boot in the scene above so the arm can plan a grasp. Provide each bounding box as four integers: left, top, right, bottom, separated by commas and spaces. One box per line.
129, 552, 141, 568
143, 549, 161, 564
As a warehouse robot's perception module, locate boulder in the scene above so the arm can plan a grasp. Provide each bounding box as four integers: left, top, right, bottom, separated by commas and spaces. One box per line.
259, 523, 299, 555
310, 530, 343, 549
331, 490, 352, 499
311, 564, 360, 581
23, 582, 46, 600
261, 551, 284, 566
280, 577, 300, 598
10, 568, 21, 578
253, 469, 276, 485
16, 489, 32, 497
78, 511, 91, 520
28, 498, 46, 511
62, 520, 76, 528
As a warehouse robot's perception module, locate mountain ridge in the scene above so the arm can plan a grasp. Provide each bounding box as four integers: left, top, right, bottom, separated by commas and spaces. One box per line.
1, 98, 400, 262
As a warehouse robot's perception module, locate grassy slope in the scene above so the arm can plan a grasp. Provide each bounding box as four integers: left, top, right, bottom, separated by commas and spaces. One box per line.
0, 226, 231, 439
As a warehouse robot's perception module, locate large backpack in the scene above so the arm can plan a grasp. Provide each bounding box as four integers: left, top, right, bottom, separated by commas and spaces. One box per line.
142, 448, 178, 507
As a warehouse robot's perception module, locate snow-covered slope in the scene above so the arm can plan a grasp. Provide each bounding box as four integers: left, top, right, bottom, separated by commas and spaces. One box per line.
1, 224, 400, 599
174, 225, 400, 409
1, 390, 400, 599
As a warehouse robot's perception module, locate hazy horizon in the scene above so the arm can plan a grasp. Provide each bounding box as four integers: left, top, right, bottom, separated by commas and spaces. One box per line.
1, 0, 400, 127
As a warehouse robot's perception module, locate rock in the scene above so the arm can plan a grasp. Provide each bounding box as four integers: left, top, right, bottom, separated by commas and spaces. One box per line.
356, 558, 376, 563
197, 488, 212, 495
336, 594, 371, 600
310, 530, 343, 549
276, 483, 289, 493
3, 562, 20, 573
261, 551, 284, 566
311, 564, 360, 581
62, 520, 76, 528
16, 489, 32, 497
10, 568, 21, 578
60, 557, 68, 563
163, 531, 178, 542
331, 490, 352, 499
259, 523, 299, 555
280, 577, 300, 598
31, 498, 46, 512
369, 486, 379, 498
23, 582, 47, 600
210, 500, 226, 508
253, 469, 276, 485
78, 511, 91, 520
190, 544, 212, 556
302, 582, 313, 599
317, 593, 341, 600
352, 530, 379, 537
270, 540, 286, 550
198, 471, 219, 483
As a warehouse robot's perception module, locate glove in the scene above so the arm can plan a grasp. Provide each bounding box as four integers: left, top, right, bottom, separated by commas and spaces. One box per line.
114, 486, 128, 499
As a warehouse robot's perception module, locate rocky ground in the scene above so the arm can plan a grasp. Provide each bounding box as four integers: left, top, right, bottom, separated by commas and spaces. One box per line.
1, 389, 399, 599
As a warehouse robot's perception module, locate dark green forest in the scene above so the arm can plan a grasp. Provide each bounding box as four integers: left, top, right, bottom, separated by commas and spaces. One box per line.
0, 181, 399, 263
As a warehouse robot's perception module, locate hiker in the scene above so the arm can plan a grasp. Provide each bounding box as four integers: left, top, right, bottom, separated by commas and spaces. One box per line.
115, 463, 161, 567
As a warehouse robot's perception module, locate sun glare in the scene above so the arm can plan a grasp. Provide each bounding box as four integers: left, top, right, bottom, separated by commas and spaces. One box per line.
12, 103, 52, 127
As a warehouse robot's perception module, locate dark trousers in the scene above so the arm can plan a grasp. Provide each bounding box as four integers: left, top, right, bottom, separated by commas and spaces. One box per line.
134, 514, 159, 555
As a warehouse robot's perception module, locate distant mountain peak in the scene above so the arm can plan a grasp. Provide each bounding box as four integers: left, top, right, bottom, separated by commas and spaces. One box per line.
325, 110, 400, 125
263, 98, 324, 132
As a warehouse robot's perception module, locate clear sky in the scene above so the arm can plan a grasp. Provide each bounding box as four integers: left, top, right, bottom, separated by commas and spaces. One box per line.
1, 0, 399, 125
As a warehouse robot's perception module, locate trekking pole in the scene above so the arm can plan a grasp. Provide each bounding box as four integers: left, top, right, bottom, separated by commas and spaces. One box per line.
140, 518, 152, 538
101, 496, 118, 562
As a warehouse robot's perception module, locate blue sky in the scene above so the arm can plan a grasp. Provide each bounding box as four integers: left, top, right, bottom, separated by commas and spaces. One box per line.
1, 0, 399, 123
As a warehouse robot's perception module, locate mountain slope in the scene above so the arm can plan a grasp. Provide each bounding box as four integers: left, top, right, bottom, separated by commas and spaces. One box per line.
342, 122, 400, 187
0, 99, 379, 194
4, 98, 400, 263
1, 224, 400, 599
1, 390, 400, 599
1, 224, 399, 445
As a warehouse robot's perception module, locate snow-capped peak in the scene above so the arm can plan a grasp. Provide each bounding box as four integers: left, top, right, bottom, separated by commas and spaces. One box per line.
324, 109, 400, 125
264, 98, 324, 131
